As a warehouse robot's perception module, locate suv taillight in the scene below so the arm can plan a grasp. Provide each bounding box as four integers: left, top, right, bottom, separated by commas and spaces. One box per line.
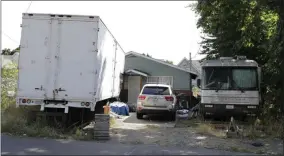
138, 95, 146, 100
165, 96, 174, 101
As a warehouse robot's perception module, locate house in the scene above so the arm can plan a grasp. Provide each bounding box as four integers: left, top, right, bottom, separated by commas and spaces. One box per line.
120, 51, 197, 105
177, 57, 202, 87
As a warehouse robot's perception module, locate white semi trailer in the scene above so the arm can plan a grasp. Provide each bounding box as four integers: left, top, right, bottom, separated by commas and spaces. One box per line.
197, 56, 262, 118
16, 13, 125, 114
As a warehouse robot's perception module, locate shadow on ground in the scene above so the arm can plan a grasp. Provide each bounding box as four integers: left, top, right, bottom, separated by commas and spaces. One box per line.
123, 113, 174, 125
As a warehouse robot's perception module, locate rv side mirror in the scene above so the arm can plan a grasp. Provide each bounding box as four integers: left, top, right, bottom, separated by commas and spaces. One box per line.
197, 79, 201, 88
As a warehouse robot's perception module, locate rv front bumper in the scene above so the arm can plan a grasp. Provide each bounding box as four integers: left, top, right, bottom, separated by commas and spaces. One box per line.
201, 103, 259, 117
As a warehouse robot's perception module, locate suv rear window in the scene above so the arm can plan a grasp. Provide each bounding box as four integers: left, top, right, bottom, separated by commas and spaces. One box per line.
142, 86, 170, 95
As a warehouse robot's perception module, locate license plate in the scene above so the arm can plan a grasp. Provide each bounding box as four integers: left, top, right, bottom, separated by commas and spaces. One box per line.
226, 105, 234, 109
35, 100, 42, 104
152, 97, 158, 101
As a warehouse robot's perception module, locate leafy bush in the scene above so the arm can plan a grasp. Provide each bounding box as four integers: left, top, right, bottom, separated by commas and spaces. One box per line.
1, 63, 18, 110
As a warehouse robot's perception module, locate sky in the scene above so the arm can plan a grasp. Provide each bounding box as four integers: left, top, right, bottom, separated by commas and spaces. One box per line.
1, 1, 205, 65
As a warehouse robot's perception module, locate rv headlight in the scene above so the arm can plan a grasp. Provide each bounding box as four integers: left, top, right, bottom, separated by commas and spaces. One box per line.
85, 102, 90, 106
205, 105, 213, 108
247, 106, 256, 109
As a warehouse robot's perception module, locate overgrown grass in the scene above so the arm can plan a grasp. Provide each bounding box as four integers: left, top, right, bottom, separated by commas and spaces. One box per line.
1, 105, 114, 141
190, 117, 283, 139
146, 124, 160, 129
70, 127, 93, 141
1, 105, 106, 141
244, 118, 284, 139
110, 116, 116, 128
195, 123, 226, 138
1, 105, 66, 138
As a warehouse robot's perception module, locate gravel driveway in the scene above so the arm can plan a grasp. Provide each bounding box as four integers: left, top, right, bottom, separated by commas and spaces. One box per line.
109, 113, 283, 155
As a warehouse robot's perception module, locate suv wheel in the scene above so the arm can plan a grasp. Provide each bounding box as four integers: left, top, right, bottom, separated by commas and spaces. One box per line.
136, 112, 143, 119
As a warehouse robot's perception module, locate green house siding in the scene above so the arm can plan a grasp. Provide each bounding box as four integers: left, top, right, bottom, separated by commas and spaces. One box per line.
125, 56, 192, 90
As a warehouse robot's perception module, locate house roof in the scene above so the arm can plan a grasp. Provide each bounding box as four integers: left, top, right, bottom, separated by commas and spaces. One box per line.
126, 51, 198, 78
125, 69, 148, 77
177, 57, 202, 76
177, 57, 187, 67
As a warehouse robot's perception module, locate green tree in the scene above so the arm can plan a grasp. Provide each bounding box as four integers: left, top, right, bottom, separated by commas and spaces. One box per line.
194, 0, 284, 118
164, 60, 173, 64
1, 46, 20, 55
1, 48, 12, 55
142, 53, 152, 58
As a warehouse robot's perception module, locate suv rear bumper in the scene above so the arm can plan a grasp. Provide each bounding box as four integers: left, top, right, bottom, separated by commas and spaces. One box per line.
136, 105, 175, 114
137, 108, 175, 114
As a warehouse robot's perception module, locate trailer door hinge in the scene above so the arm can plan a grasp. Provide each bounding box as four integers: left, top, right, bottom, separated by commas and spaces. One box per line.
35, 85, 44, 91
93, 28, 99, 32
20, 24, 28, 28
89, 92, 96, 95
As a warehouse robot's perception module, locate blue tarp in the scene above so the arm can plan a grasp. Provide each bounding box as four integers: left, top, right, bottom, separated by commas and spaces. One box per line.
109, 102, 129, 116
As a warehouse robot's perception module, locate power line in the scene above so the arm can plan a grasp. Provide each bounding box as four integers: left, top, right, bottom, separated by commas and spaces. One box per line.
25, 1, 33, 13
0, 1, 32, 46
192, 31, 206, 60
192, 48, 200, 60
1, 32, 19, 44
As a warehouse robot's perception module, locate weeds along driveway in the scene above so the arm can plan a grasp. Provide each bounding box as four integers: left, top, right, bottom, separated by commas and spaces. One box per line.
109, 113, 283, 155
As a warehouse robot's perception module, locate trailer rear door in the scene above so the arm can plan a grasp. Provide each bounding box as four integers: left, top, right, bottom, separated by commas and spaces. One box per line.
18, 16, 57, 99
54, 19, 99, 101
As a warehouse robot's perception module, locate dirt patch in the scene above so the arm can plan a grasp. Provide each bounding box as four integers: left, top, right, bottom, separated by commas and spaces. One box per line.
109, 116, 283, 155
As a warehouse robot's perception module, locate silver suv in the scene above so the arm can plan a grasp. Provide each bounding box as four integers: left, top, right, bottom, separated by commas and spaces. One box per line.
136, 84, 177, 119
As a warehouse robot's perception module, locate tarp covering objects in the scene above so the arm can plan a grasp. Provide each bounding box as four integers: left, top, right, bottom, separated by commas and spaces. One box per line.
109, 102, 129, 116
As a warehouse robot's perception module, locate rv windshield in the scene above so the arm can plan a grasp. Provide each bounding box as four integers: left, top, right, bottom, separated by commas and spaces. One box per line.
203, 67, 258, 91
